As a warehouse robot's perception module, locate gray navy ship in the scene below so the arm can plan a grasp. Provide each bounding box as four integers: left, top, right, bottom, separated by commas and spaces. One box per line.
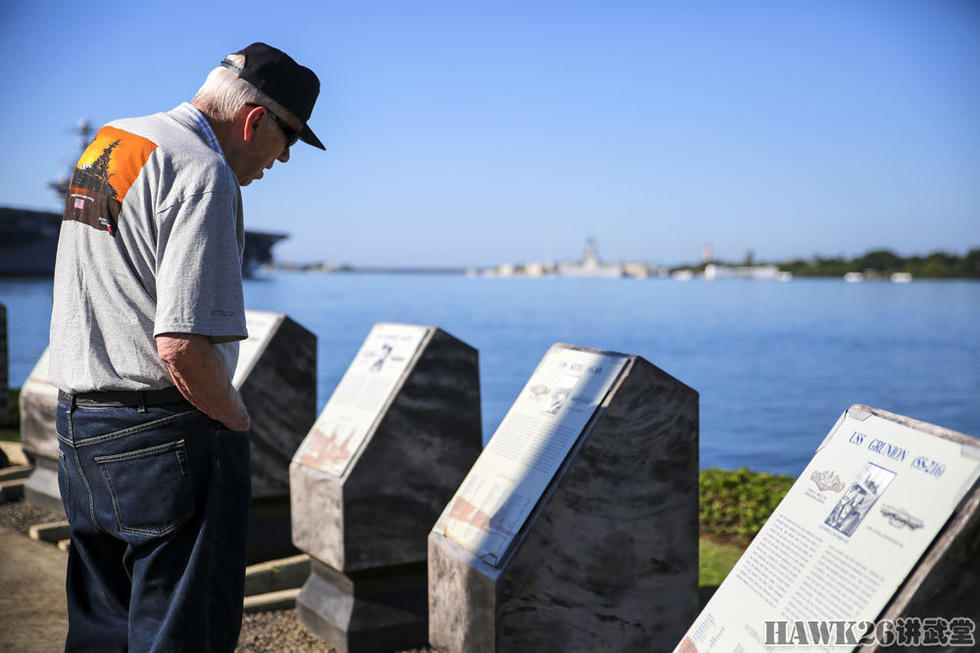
1, 120, 286, 278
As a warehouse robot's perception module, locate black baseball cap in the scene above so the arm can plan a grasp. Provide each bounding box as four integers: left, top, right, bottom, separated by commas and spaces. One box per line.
221, 42, 325, 150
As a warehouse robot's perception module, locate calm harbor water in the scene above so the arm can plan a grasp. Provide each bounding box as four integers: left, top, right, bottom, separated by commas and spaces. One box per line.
2, 273, 978, 476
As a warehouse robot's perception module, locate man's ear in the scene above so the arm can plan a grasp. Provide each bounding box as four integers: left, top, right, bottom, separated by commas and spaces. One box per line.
241, 105, 265, 143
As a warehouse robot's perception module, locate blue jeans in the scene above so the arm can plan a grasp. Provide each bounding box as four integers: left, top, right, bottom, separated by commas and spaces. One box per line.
56, 397, 251, 652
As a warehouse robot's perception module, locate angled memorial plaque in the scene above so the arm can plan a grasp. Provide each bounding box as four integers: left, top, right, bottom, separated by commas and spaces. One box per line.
293, 323, 428, 478
290, 322, 482, 653
428, 343, 700, 653
21, 310, 316, 563
675, 405, 980, 653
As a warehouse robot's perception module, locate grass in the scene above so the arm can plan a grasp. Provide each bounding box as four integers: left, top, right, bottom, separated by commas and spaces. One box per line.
698, 537, 745, 607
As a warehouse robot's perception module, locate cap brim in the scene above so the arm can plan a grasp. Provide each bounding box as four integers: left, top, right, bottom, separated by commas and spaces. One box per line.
300, 125, 325, 150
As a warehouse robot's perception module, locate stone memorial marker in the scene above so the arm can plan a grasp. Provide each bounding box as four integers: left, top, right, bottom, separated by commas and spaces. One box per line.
675, 405, 980, 653
234, 310, 317, 562
0, 303, 8, 427
21, 310, 316, 563
290, 322, 482, 653
428, 343, 699, 653
20, 348, 61, 512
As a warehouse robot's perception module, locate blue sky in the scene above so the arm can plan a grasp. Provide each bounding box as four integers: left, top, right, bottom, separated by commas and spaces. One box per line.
1, 1, 978, 266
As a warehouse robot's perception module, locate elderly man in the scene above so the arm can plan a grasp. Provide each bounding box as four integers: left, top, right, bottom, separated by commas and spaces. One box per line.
49, 43, 323, 651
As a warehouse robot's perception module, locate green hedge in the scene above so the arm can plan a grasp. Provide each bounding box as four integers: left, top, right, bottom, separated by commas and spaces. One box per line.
700, 467, 794, 546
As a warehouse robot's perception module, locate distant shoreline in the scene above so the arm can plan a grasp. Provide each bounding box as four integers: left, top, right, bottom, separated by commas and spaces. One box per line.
273, 246, 980, 280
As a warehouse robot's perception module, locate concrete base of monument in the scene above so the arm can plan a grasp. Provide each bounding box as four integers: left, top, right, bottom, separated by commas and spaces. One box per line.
24, 460, 64, 516
296, 558, 429, 653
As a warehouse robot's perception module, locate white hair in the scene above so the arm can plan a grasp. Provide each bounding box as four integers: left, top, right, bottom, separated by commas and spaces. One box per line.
192, 53, 296, 124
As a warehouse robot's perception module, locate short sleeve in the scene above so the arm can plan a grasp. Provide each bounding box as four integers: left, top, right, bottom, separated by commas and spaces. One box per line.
154, 190, 247, 342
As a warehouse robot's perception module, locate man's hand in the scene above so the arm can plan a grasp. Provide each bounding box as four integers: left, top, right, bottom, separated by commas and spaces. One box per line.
156, 333, 251, 431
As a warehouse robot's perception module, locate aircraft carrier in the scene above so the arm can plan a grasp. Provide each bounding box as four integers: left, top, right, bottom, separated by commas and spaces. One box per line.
0, 205, 286, 278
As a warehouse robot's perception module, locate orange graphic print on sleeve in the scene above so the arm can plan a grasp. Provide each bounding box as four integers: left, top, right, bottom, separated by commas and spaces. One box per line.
64, 125, 157, 235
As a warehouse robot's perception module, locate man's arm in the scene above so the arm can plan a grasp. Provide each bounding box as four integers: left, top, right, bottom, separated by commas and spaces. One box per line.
156, 333, 250, 431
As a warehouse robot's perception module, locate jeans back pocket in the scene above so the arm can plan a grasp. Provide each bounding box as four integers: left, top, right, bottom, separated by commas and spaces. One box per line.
95, 439, 194, 537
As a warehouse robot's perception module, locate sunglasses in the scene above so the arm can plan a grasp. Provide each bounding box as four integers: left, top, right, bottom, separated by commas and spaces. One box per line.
247, 103, 299, 147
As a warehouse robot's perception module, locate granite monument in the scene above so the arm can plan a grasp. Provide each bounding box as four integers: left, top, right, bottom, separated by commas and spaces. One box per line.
291, 323, 482, 653
428, 343, 700, 653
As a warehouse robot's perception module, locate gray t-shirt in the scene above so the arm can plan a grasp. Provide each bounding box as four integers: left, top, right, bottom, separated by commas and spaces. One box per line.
49, 104, 247, 392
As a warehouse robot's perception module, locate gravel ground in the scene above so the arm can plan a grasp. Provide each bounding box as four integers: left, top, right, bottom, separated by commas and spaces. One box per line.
237, 609, 334, 652
237, 610, 435, 652
1, 496, 435, 653
0, 494, 62, 533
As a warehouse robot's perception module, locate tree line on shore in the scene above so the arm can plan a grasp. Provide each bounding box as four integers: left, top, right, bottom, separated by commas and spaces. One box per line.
779, 248, 980, 279
693, 248, 980, 279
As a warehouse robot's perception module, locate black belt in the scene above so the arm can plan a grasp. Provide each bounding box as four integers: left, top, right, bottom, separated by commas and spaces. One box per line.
59, 387, 187, 408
